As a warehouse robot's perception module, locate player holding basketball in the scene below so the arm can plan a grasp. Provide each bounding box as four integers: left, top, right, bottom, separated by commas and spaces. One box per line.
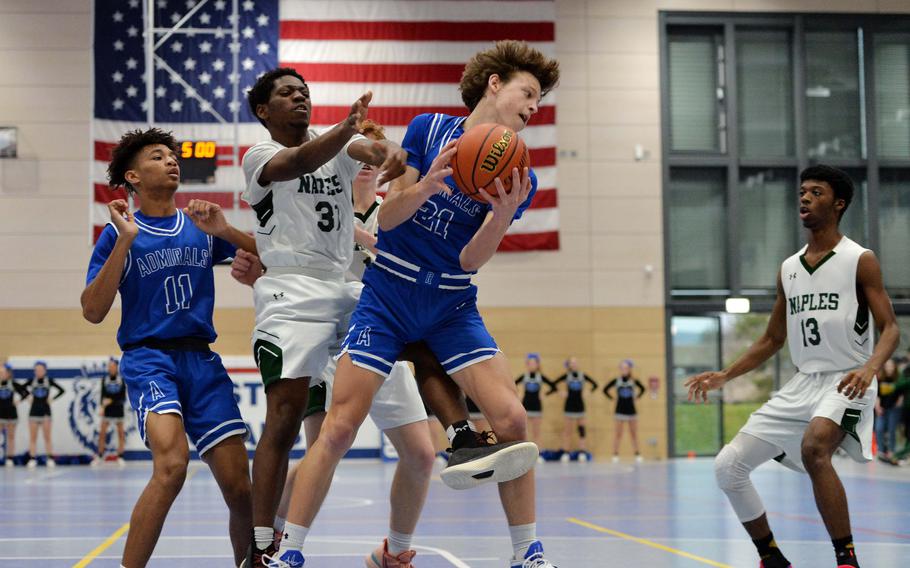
241, 68, 432, 567
269, 40, 560, 568
81, 128, 256, 567
685, 165, 899, 568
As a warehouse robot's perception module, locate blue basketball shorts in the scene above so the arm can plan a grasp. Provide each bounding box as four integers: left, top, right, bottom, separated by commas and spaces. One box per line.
120, 347, 248, 456
340, 267, 500, 377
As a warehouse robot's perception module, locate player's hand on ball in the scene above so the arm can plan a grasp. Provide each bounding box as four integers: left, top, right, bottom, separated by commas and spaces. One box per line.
230, 249, 263, 287
417, 140, 457, 198
108, 199, 138, 239
477, 167, 532, 220
346, 91, 372, 131
184, 199, 228, 237
837, 367, 875, 400
683, 371, 728, 403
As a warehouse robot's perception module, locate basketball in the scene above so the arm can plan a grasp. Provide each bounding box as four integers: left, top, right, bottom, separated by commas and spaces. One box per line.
451, 123, 530, 202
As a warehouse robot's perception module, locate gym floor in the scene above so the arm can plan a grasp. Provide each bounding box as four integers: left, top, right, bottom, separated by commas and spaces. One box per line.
1, 457, 907, 567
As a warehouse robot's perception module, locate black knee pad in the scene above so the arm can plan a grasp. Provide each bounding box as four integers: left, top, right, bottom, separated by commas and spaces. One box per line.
577, 424, 586, 438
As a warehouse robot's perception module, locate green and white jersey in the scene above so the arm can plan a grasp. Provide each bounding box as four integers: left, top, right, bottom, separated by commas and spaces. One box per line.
782, 236, 872, 374
241, 130, 366, 275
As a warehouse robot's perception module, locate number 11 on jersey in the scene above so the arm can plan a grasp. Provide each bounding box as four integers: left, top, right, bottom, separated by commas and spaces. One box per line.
164, 273, 193, 314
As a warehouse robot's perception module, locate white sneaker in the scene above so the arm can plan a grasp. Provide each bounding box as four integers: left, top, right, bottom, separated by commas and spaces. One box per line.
26, 459, 36, 469
611, 455, 620, 464
635, 455, 643, 463
559, 452, 570, 463
90, 456, 102, 468
4, 459, 13, 468
117, 457, 126, 467
578, 452, 589, 463
46, 458, 56, 468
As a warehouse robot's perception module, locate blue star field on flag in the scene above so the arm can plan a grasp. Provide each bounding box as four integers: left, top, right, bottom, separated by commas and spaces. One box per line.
94, 0, 278, 123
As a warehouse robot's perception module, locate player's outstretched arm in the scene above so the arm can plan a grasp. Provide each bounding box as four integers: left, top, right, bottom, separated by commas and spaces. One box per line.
459, 167, 532, 272
684, 271, 788, 403
837, 251, 900, 400
377, 140, 457, 231
183, 199, 257, 254
347, 139, 407, 185
257, 91, 372, 184
81, 200, 137, 324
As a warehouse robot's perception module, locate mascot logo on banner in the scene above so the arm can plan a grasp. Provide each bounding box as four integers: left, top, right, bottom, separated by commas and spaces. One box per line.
68, 362, 137, 453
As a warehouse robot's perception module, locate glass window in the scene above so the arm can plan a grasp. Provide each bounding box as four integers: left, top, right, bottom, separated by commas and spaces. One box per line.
875, 34, 910, 158
737, 30, 794, 157
805, 31, 863, 159
879, 169, 910, 294
738, 169, 797, 289
669, 168, 728, 289
720, 313, 774, 443
839, 168, 868, 245
671, 316, 722, 456
669, 30, 724, 152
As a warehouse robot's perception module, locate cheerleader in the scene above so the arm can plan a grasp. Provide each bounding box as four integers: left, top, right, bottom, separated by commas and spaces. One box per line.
549, 357, 598, 461
515, 353, 553, 447
92, 357, 127, 466
0, 362, 26, 466
603, 359, 646, 462
22, 360, 64, 467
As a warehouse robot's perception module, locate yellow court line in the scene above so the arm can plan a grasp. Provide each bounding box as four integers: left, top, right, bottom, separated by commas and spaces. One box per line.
567, 517, 733, 568
72, 521, 130, 568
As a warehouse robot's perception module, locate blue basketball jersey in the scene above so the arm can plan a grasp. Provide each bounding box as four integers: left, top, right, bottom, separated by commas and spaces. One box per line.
376, 113, 537, 274
86, 211, 235, 349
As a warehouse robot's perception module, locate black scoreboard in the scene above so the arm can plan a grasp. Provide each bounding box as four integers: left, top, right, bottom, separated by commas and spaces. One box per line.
179, 140, 217, 184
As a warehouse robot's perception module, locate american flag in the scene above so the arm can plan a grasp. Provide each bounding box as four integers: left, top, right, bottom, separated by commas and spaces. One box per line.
92, 0, 558, 251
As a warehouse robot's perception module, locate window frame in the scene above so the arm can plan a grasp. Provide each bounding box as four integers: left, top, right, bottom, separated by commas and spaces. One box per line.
660, 11, 910, 456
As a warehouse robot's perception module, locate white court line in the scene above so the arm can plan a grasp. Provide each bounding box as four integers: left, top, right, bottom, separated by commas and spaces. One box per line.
0, 536, 471, 567
1, 534, 908, 546
23, 470, 69, 484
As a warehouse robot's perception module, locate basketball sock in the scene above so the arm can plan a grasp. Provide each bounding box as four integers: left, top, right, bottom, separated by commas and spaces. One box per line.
509, 522, 536, 559
280, 521, 309, 551
752, 532, 790, 567
832, 535, 859, 567
387, 529, 413, 554
446, 420, 476, 449
253, 526, 274, 550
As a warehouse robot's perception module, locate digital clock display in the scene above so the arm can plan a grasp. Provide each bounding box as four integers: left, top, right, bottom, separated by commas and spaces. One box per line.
179, 140, 217, 183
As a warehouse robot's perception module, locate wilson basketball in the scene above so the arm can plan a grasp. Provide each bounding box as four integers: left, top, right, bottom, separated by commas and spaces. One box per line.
451, 123, 530, 202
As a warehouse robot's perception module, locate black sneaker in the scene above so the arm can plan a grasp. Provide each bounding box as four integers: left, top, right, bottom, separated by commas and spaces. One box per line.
440, 439, 539, 490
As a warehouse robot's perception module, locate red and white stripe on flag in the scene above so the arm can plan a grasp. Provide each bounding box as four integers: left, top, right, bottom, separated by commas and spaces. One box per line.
91, 0, 558, 251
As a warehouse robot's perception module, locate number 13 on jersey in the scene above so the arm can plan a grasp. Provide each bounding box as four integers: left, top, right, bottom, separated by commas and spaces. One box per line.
800, 317, 821, 347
